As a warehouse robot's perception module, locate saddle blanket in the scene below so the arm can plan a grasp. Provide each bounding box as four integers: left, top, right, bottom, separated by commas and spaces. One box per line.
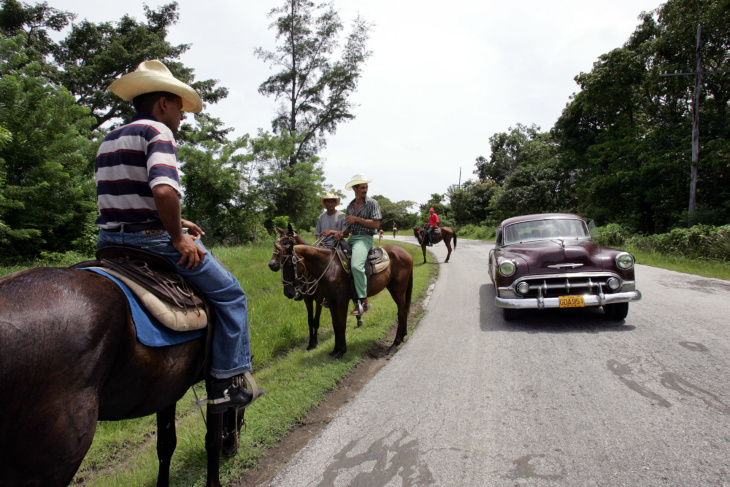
84, 268, 205, 347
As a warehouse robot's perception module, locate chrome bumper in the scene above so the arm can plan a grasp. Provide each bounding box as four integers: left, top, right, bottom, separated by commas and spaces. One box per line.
496, 290, 642, 310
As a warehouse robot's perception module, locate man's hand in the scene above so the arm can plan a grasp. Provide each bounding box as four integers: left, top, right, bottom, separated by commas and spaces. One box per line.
181, 219, 205, 240
173, 233, 206, 270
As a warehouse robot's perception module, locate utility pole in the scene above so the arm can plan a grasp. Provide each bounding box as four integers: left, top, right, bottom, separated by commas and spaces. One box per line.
659, 25, 730, 227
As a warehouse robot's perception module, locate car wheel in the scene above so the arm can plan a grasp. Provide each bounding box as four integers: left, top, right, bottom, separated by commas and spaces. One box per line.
603, 302, 629, 320
503, 308, 518, 321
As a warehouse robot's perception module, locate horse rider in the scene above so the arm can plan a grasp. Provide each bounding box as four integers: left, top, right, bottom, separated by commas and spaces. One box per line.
315, 191, 345, 249
426, 206, 440, 246
95, 60, 263, 413
342, 174, 382, 316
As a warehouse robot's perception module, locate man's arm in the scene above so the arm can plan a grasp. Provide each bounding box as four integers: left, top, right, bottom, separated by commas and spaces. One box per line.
152, 184, 206, 269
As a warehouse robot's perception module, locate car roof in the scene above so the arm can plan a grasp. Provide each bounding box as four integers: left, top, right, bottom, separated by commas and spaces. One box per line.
499, 213, 586, 227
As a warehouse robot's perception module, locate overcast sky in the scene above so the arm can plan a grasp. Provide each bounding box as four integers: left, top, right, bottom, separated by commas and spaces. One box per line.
51, 0, 665, 209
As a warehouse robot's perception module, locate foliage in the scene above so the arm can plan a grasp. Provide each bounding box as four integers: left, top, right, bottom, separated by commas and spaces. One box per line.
371, 194, 417, 230
595, 223, 730, 262
552, 0, 730, 232
456, 224, 496, 241
255, 0, 372, 166
448, 179, 500, 226
0, 35, 97, 260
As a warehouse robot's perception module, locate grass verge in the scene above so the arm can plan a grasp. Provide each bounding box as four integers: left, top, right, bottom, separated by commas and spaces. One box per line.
58, 238, 438, 486
627, 246, 730, 281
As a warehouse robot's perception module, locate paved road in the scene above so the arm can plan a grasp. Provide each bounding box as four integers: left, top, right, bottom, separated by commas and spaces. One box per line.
267, 236, 730, 486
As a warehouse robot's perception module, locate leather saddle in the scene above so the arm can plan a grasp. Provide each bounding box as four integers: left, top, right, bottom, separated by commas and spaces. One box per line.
333, 241, 390, 278
72, 246, 210, 331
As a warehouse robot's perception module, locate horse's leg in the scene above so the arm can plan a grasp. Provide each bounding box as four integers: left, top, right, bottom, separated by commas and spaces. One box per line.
329, 301, 348, 359
386, 269, 414, 352
156, 404, 177, 487
444, 237, 453, 263
421, 243, 427, 263
222, 408, 245, 458
305, 297, 320, 350
205, 409, 224, 487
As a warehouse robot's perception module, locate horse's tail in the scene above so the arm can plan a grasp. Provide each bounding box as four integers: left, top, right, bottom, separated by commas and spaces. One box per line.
453, 231, 457, 250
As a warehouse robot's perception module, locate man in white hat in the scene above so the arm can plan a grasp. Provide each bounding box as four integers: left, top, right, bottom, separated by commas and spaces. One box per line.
342, 174, 381, 316
315, 191, 345, 248
95, 60, 263, 412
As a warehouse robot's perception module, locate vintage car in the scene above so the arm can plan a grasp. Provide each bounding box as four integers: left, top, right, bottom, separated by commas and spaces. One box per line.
489, 213, 641, 321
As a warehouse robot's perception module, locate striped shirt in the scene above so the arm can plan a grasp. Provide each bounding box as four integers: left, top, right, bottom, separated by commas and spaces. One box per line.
345, 196, 382, 235
95, 114, 182, 229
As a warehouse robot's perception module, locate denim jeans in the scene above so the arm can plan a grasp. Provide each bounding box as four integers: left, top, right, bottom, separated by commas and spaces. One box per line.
348, 234, 373, 299
98, 229, 251, 379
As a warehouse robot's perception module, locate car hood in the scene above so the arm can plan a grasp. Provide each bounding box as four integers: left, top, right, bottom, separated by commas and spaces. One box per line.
501, 239, 612, 274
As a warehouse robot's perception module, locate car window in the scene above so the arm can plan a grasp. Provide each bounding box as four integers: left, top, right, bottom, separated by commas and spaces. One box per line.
503, 219, 590, 245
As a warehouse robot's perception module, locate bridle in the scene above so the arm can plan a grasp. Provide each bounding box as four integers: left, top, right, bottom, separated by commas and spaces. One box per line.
289, 248, 337, 297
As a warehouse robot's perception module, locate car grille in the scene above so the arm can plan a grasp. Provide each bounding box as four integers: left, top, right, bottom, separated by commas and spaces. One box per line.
514, 274, 618, 298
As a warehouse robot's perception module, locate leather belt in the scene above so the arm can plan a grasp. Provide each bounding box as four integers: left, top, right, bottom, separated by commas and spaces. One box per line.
103, 222, 165, 233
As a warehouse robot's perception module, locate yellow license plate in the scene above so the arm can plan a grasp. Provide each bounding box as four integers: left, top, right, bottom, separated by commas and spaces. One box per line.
559, 295, 585, 308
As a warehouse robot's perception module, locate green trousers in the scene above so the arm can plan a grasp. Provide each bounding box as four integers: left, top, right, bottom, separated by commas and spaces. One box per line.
348, 234, 373, 299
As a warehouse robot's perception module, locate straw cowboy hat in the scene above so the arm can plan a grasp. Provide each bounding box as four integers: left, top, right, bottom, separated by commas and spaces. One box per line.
345, 174, 373, 191
320, 191, 341, 206
108, 60, 203, 113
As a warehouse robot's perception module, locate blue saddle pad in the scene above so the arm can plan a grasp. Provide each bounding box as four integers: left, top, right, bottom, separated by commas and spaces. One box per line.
83, 268, 205, 347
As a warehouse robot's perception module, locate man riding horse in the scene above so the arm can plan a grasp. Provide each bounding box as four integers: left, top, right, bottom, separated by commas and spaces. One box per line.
95, 60, 264, 412
342, 174, 382, 316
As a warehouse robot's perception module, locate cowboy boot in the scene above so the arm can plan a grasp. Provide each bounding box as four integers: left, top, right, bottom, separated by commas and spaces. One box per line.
207, 372, 265, 414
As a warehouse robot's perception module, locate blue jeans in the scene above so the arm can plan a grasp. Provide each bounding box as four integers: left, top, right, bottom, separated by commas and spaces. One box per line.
98, 230, 251, 379
348, 234, 373, 299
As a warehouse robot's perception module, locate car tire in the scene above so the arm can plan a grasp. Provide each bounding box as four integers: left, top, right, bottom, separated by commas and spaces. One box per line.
603, 302, 629, 320
503, 308, 518, 321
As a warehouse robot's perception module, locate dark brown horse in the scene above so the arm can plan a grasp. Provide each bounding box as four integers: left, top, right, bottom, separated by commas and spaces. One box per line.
412, 225, 457, 263
276, 235, 414, 358
268, 227, 361, 351
0, 267, 244, 487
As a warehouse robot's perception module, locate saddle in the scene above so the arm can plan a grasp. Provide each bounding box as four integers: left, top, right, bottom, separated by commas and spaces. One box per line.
72, 246, 210, 331
333, 240, 390, 278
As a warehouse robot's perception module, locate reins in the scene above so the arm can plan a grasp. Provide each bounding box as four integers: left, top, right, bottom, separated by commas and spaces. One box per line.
290, 247, 338, 297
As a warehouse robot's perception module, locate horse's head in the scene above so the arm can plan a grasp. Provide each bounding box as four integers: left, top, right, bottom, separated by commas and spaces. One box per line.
269, 225, 306, 272
412, 226, 424, 244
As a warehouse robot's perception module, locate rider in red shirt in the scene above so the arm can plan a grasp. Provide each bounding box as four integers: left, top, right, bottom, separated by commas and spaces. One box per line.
427, 207, 439, 246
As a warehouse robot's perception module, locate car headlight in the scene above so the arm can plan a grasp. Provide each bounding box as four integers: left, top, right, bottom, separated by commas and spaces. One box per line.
615, 252, 635, 270
499, 260, 516, 277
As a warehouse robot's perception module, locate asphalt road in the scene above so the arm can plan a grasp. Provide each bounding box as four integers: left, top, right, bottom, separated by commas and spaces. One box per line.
266, 236, 730, 486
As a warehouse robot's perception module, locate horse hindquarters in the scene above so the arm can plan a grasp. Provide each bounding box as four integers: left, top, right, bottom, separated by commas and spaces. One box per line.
0, 269, 127, 486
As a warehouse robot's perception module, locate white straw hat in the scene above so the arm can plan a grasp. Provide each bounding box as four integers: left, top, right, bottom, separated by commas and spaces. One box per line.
345, 174, 373, 191
108, 60, 203, 113
320, 191, 341, 206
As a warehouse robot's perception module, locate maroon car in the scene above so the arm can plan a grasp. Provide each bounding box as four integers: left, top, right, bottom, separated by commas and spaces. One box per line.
489, 213, 641, 321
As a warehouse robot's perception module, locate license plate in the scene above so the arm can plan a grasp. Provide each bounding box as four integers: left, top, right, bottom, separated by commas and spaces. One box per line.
559, 295, 585, 308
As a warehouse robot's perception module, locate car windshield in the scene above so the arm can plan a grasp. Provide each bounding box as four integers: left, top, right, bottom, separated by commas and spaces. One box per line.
503, 218, 590, 245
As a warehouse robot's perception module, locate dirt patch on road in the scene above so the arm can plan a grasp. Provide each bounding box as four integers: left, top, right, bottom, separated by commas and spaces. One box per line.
234, 344, 392, 486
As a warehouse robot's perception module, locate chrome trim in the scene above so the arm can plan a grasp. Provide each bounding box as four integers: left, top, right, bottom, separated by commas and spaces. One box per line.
547, 263, 583, 269
496, 290, 642, 310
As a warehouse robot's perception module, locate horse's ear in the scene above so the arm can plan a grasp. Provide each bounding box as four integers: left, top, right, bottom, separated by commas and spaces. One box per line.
287, 223, 294, 233
277, 227, 285, 235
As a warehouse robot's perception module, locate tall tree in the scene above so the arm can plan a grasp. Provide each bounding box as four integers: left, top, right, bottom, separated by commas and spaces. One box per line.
255, 0, 371, 220
256, 0, 371, 165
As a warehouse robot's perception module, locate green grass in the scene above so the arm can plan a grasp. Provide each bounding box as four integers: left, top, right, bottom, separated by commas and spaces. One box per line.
28, 238, 438, 486
627, 245, 730, 280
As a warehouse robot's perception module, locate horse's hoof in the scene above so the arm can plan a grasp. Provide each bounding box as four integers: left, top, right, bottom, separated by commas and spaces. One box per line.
356, 317, 363, 327
222, 445, 238, 458
306, 343, 318, 351
329, 350, 345, 359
